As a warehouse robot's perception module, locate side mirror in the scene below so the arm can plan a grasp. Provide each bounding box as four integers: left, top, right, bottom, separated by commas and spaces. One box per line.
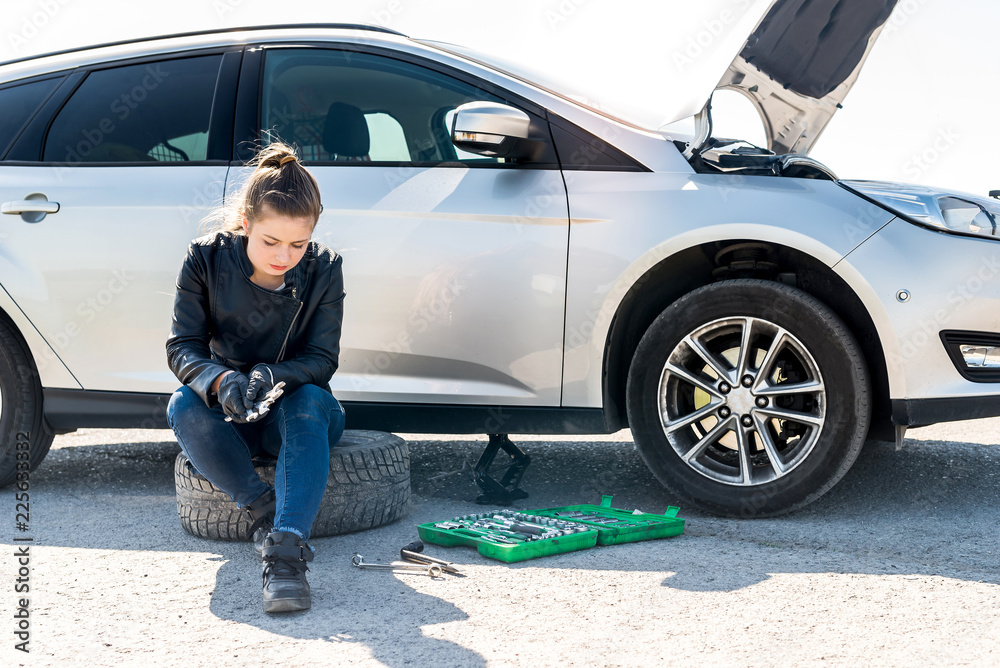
450, 101, 532, 159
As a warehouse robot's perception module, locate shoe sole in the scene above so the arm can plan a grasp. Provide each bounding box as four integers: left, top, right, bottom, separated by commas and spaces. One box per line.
263, 597, 311, 613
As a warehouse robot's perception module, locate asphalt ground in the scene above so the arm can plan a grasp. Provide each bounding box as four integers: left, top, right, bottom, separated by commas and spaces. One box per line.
3, 418, 999, 666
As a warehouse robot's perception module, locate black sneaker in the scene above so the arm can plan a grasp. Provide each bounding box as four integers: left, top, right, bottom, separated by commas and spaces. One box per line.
252, 525, 271, 556
244, 488, 275, 554
261, 531, 314, 613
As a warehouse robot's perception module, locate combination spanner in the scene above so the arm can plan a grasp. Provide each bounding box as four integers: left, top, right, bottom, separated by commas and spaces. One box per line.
351, 554, 442, 577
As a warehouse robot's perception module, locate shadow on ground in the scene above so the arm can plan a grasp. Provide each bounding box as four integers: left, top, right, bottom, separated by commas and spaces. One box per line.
28, 428, 1000, 658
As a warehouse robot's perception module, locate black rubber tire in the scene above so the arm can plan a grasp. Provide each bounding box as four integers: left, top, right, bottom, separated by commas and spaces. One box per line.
0, 316, 55, 488
626, 279, 871, 517
175, 430, 411, 540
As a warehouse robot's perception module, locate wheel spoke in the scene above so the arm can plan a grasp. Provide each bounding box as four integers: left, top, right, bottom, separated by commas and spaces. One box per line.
751, 327, 790, 388
663, 402, 720, 435
654, 309, 831, 492
734, 317, 757, 381
664, 363, 723, 398
735, 422, 754, 486
754, 379, 824, 397
680, 415, 733, 464
682, 335, 733, 384
752, 413, 788, 475
755, 405, 823, 427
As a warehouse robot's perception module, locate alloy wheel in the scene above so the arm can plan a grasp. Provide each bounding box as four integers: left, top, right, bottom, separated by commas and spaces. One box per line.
657, 316, 826, 486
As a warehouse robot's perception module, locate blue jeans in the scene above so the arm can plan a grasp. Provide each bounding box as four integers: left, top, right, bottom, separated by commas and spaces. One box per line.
166, 383, 345, 542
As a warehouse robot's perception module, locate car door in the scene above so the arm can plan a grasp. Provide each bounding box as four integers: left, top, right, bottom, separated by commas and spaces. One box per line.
231, 45, 569, 406
0, 48, 241, 393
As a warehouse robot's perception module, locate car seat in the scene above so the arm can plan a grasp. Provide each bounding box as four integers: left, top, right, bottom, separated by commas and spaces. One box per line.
323, 102, 371, 162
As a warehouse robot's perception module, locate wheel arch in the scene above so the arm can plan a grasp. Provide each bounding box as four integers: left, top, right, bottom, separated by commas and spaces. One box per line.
0, 292, 79, 390
602, 240, 894, 441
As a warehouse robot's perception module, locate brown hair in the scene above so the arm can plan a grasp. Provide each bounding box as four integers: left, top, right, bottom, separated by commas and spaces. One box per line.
201, 135, 323, 236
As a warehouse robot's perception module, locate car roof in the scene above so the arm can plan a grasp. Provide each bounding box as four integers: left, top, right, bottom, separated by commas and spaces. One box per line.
0, 23, 410, 82
0, 21, 675, 170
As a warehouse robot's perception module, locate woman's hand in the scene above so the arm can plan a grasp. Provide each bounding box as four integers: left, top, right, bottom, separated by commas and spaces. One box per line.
218, 371, 254, 422
211, 370, 232, 395
245, 364, 277, 405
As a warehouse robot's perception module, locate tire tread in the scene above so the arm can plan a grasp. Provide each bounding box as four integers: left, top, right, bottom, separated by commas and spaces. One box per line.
174, 430, 411, 540
0, 317, 55, 488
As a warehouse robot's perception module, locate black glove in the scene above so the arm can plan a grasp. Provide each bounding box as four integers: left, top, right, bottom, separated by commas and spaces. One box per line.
218, 372, 253, 422
245, 364, 277, 406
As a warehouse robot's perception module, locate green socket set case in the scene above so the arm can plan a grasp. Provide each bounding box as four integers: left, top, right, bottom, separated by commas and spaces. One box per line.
417, 509, 599, 563
529, 495, 685, 546
417, 496, 684, 562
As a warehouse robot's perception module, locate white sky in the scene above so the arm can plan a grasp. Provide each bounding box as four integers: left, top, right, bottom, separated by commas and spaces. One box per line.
3, 0, 997, 196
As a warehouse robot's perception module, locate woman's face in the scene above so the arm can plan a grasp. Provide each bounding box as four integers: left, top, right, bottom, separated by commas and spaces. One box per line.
242, 209, 314, 281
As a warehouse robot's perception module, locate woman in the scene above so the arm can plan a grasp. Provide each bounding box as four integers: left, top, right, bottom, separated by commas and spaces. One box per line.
165, 141, 345, 614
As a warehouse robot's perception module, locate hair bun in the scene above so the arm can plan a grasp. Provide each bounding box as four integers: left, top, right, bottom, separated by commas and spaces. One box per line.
279, 155, 297, 166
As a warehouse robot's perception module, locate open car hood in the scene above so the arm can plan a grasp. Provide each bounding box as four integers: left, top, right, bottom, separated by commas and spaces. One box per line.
704, 0, 898, 155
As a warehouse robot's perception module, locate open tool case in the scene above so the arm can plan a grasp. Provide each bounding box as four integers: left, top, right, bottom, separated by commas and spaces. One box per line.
531, 495, 685, 546
417, 495, 685, 563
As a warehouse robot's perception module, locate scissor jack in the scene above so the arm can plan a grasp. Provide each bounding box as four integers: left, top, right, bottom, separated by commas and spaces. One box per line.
472, 434, 530, 506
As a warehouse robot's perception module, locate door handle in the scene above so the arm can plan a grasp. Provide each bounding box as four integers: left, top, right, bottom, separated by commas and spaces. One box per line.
2, 200, 60, 214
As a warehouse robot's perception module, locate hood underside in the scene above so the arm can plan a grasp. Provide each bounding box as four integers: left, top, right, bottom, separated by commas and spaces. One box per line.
709, 0, 898, 155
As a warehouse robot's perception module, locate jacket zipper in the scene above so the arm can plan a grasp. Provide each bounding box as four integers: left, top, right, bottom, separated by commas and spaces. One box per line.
275, 299, 302, 363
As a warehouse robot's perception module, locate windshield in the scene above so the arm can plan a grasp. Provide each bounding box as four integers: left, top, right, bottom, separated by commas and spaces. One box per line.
415, 39, 662, 132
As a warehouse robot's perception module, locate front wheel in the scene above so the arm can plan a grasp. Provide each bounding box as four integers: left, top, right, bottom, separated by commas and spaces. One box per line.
626, 279, 870, 517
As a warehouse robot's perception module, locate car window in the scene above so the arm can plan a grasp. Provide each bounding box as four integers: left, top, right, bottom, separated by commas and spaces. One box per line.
0, 77, 61, 157
363, 112, 410, 161
42, 54, 223, 163
260, 48, 511, 165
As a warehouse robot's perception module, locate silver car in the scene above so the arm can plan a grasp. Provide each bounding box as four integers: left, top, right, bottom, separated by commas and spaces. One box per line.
3, 2, 998, 516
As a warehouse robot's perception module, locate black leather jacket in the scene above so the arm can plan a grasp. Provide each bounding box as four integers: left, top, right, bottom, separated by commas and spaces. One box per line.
166, 230, 345, 407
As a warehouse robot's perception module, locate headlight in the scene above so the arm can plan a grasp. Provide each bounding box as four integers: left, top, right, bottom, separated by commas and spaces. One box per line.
841, 180, 1000, 239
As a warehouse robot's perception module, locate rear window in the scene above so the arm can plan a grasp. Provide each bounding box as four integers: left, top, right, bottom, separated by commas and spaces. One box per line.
0, 77, 60, 157
42, 54, 223, 163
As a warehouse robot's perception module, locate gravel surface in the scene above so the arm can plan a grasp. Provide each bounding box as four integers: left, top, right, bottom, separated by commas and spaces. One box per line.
3, 419, 999, 666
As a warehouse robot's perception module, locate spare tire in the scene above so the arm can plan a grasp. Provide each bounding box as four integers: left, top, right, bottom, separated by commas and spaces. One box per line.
175, 430, 410, 541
